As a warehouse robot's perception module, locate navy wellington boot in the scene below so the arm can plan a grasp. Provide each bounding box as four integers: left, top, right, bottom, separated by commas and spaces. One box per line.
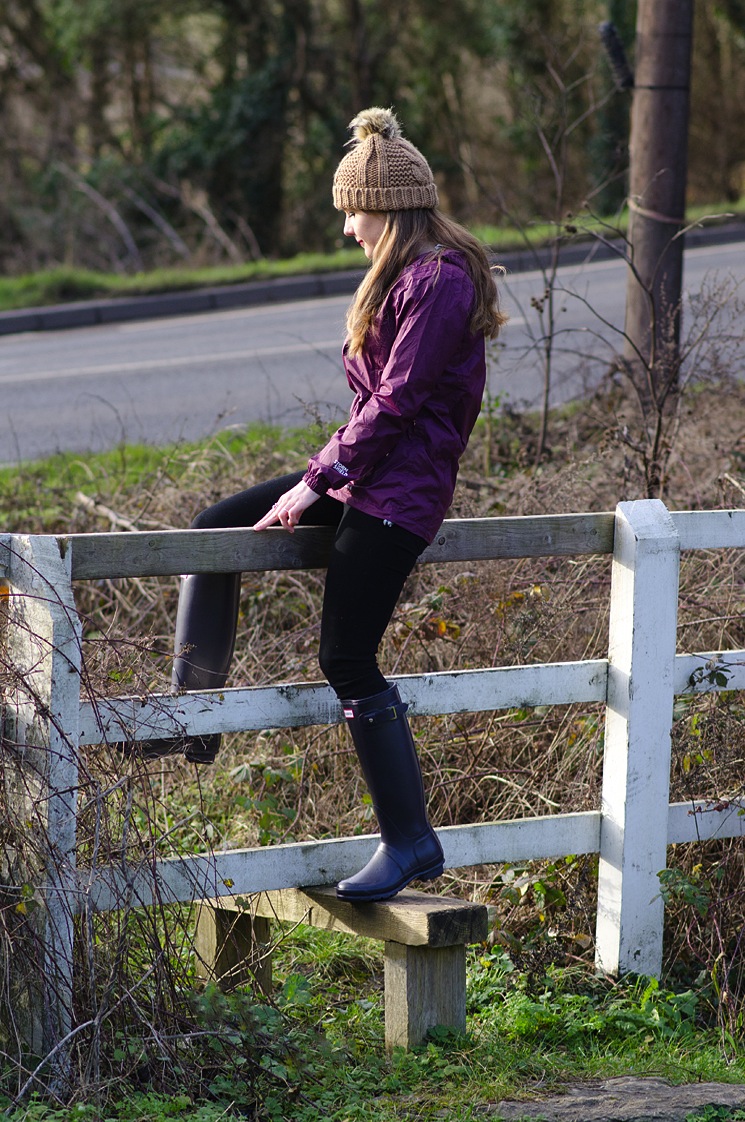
115, 573, 236, 764
336, 684, 444, 902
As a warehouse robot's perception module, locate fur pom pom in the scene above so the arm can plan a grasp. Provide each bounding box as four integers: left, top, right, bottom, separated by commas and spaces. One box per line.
348, 107, 402, 144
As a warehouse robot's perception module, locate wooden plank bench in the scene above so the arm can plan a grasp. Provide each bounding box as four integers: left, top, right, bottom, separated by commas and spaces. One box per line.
194, 886, 489, 1052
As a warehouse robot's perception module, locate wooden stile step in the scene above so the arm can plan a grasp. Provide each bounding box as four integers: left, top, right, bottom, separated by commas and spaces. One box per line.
252, 884, 488, 945
195, 886, 489, 1052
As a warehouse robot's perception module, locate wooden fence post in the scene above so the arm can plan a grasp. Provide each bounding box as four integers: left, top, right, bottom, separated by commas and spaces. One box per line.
0, 534, 81, 1070
595, 500, 679, 978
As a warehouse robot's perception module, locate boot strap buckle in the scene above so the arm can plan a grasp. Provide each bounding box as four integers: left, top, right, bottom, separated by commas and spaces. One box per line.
361, 701, 408, 727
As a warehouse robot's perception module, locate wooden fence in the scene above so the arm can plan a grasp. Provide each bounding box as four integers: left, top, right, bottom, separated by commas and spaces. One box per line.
2, 498, 745, 1058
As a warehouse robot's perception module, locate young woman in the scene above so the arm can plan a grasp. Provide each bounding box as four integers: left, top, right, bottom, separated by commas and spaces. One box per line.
134, 107, 506, 903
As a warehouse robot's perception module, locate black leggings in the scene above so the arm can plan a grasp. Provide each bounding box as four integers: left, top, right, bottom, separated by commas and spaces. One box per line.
173, 472, 427, 700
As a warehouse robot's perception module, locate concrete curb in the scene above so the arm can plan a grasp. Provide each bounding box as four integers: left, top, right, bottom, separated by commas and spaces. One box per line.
1, 221, 742, 337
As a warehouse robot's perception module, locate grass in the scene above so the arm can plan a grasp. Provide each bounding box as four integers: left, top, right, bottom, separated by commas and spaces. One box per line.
472, 199, 745, 253
1, 201, 741, 313
2, 930, 743, 1121
253, 930, 745, 1119
0, 249, 367, 312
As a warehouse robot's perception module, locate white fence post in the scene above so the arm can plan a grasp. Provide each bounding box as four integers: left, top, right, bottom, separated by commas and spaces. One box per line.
595, 500, 680, 978
0, 534, 81, 1066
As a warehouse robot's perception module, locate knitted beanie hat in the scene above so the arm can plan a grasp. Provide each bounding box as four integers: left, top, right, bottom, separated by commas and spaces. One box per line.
332, 107, 439, 212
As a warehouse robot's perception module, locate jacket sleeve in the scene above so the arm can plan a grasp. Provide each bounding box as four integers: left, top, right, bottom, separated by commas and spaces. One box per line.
304, 265, 474, 494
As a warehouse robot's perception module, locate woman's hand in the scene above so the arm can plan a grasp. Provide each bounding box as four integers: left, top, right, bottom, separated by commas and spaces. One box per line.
252, 480, 320, 533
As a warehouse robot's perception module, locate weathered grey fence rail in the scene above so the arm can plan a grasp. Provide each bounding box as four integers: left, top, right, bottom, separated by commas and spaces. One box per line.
2, 499, 745, 1058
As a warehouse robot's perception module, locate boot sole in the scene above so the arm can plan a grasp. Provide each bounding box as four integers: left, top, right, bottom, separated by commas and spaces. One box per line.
336, 860, 445, 903
418, 860, 445, 882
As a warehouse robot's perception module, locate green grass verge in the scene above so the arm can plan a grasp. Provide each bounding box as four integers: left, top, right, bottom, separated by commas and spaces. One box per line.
472, 199, 744, 254
2, 202, 741, 313
0, 250, 367, 312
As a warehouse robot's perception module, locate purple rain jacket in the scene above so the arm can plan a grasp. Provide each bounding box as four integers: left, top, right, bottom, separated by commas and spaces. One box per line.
302, 250, 487, 544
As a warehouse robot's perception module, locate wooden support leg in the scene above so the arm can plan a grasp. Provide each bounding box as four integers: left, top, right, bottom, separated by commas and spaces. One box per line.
383, 941, 466, 1052
194, 902, 272, 994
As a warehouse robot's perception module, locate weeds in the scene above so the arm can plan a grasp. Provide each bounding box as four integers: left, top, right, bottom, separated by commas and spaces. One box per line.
1, 949, 742, 1121
686, 1110, 745, 1122
1, 359, 745, 1114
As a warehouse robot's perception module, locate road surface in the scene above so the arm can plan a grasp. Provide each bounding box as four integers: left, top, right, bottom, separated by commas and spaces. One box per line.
0, 239, 743, 464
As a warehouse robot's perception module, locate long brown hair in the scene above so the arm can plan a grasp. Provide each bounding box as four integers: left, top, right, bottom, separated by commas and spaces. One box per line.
345, 208, 507, 356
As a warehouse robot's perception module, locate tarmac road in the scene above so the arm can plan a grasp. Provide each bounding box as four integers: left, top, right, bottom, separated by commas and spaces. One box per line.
0, 235, 743, 465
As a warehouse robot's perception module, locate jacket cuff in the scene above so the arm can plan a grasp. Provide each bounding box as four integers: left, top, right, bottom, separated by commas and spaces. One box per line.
305, 455, 355, 494
303, 463, 332, 495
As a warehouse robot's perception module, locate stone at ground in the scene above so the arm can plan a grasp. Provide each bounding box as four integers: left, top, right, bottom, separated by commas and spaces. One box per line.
488, 1076, 745, 1121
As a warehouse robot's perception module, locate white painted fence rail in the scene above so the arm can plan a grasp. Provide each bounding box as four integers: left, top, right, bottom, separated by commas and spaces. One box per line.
2, 498, 745, 1057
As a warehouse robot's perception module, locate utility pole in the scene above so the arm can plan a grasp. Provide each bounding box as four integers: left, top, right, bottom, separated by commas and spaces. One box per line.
623, 0, 694, 405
